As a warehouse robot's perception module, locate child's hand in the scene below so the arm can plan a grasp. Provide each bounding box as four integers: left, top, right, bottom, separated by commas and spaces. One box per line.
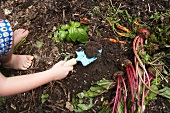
49, 61, 73, 80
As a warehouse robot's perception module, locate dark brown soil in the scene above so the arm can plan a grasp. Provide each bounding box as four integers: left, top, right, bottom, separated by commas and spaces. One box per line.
0, 0, 170, 113
84, 41, 102, 58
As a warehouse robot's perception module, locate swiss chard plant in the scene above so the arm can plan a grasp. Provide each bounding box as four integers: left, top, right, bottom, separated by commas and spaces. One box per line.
49, 20, 89, 43
71, 78, 115, 113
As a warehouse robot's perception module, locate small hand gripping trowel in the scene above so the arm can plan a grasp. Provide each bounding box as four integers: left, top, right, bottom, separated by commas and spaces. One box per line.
63, 49, 102, 66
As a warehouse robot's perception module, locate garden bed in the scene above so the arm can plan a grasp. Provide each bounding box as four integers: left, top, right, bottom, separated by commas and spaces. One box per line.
0, 0, 170, 113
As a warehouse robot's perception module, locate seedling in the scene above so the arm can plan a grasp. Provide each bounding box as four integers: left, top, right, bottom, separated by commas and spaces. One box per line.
41, 93, 49, 104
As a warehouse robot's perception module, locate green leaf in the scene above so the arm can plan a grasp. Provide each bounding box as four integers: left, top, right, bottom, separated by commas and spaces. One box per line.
73, 98, 94, 113
65, 35, 72, 42
70, 20, 80, 28
98, 107, 112, 113
90, 86, 105, 93
41, 94, 49, 104
149, 34, 159, 42
58, 30, 68, 41
117, 99, 124, 113
77, 92, 84, 98
77, 28, 89, 43
94, 79, 112, 91
77, 103, 93, 111
139, 51, 151, 64
53, 31, 60, 42
159, 86, 170, 100
61, 24, 70, 30
151, 77, 161, 86
124, 10, 132, 22
98, 100, 112, 113
144, 85, 158, 104
77, 78, 113, 99
50, 20, 89, 43
86, 90, 99, 97
68, 27, 79, 42
48, 32, 53, 38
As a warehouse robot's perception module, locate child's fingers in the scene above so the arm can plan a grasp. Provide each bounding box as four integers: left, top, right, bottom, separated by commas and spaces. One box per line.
67, 66, 73, 71
55, 61, 66, 66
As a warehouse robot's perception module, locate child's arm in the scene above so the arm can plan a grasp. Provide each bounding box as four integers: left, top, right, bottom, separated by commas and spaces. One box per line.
0, 61, 73, 96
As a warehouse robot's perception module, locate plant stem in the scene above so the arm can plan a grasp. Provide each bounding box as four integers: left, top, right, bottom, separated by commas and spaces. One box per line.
126, 65, 135, 113
122, 77, 127, 113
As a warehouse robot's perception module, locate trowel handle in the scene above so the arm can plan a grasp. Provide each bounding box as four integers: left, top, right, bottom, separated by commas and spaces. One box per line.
63, 58, 77, 66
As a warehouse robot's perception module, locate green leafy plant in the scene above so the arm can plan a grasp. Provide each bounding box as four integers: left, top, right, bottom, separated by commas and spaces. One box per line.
72, 98, 94, 113
159, 86, 170, 102
49, 20, 89, 43
147, 10, 170, 49
150, 10, 170, 23
148, 23, 170, 46
71, 78, 114, 112
77, 78, 114, 99
144, 78, 161, 104
98, 100, 112, 113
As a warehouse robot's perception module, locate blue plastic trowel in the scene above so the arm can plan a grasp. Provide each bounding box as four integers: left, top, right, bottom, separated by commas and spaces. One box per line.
63, 49, 102, 66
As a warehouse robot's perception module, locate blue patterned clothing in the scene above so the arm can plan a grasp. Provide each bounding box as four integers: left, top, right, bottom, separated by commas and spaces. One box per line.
0, 19, 13, 59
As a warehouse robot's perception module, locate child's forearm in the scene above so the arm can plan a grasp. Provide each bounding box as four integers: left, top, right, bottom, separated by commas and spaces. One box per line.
0, 70, 53, 96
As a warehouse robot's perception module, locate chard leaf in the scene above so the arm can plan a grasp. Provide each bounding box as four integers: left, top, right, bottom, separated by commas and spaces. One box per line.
90, 86, 105, 93
159, 86, 170, 100
144, 85, 158, 104
98, 107, 112, 113
77, 89, 98, 98
139, 51, 151, 64
73, 98, 94, 113
117, 98, 124, 113
84, 90, 99, 98
77, 78, 113, 99
98, 100, 112, 113
77, 99, 93, 110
